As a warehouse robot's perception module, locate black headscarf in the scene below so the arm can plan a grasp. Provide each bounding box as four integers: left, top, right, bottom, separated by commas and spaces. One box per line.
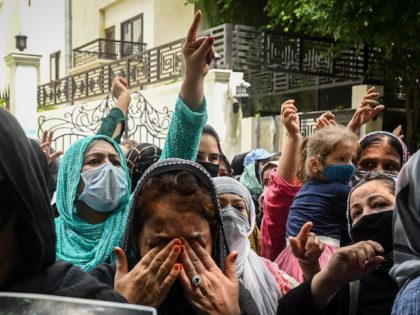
122, 158, 229, 314
231, 152, 250, 177
0, 109, 56, 275
0, 109, 124, 302
125, 143, 162, 193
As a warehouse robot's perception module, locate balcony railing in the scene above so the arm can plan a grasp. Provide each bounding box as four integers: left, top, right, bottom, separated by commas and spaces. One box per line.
73, 38, 147, 68
38, 24, 384, 109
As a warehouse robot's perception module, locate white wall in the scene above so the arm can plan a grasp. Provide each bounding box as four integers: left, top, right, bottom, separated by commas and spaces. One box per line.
0, 0, 19, 89
72, 0, 101, 49
0, 0, 66, 86
104, 0, 154, 46
153, 0, 196, 47
72, 0, 195, 55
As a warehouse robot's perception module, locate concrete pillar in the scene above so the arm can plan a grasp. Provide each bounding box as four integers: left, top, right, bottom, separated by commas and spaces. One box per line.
203, 69, 233, 157
4, 53, 41, 138
240, 117, 258, 154
351, 84, 384, 137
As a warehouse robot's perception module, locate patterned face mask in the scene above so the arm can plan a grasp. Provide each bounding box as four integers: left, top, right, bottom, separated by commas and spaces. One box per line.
323, 164, 356, 185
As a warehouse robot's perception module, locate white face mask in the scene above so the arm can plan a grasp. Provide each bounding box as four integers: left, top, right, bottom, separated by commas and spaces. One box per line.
78, 162, 128, 213
221, 206, 251, 273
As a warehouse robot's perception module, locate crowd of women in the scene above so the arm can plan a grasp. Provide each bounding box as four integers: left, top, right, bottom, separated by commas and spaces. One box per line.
1, 10, 420, 315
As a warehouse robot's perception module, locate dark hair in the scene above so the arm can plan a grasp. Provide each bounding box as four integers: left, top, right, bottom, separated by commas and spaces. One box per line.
231, 151, 250, 176
132, 170, 218, 245
219, 154, 233, 177
357, 133, 404, 167
202, 125, 222, 155
126, 143, 162, 193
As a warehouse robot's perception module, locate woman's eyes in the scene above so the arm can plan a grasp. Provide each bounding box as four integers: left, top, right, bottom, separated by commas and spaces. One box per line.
86, 159, 100, 165
111, 160, 121, 167
384, 164, 398, 172
372, 202, 390, 209
352, 211, 361, 221
360, 161, 375, 170
209, 155, 220, 163
85, 158, 121, 166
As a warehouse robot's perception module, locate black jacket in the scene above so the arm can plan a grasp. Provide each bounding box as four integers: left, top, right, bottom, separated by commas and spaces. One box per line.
90, 263, 260, 315
0, 108, 123, 302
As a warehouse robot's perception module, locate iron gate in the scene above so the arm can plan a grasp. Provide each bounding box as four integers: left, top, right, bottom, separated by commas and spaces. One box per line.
37, 92, 173, 152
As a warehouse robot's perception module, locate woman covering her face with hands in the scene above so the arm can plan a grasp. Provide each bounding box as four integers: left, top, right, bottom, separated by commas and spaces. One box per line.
90, 159, 258, 315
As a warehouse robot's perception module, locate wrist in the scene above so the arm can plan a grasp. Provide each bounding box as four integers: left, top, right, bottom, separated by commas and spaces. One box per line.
116, 93, 131, 112
311, 270, 343, 309
287, 132, 301, 139
317, 268, 346, 288
117, 91, 131, 101
346, 119, 358, 133
299, 260, 321, 278
184, 69, 205, 81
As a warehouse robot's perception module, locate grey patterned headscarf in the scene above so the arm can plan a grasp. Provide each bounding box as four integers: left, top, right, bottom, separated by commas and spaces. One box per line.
213, 176, 256, 234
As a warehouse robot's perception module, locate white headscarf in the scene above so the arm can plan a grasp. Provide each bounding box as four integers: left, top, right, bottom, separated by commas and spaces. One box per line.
214, 176, 281, 315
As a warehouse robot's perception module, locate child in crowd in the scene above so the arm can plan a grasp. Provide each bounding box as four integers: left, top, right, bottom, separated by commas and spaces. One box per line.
276, 124, 358, 282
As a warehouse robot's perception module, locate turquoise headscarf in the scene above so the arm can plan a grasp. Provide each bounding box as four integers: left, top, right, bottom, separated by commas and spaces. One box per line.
55, 135, 131, 271
240, 162, 262, 195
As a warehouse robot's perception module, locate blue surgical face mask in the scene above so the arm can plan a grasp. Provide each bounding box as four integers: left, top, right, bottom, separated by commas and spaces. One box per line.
78, 162, 128, 213
323, 164, 355, 185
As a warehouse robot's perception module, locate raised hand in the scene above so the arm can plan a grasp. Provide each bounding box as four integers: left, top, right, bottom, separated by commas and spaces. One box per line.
178, 239, 240, 315
290, 222, 324, 264
112, 76, 131, 115
180, 11, 215, 111
281, 100, 300, 135
114, 239, 182, 307
347, 87, 385, 133
290, 222, 324, 279
393, 125, 404, 140
323, 240, 384, 285
311, 240, 384, 308
315, 111, 336, 130
182, 10, 215, 80
41, 131, 63, 165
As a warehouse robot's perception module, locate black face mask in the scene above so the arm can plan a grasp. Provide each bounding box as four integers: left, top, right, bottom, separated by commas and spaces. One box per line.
350, 210, 394, 253
197, 161, 220, 177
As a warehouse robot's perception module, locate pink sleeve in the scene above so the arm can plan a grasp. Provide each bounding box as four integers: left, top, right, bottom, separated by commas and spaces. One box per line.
261, 169, 301, 261
263, 258, 299, 296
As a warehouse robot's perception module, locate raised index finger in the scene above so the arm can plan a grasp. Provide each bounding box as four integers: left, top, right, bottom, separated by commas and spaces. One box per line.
186, 10, 202, 44
296, 222, 313, 242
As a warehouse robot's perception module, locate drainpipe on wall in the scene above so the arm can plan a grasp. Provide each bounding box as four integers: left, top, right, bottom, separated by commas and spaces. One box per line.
65, 0, 72, 75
